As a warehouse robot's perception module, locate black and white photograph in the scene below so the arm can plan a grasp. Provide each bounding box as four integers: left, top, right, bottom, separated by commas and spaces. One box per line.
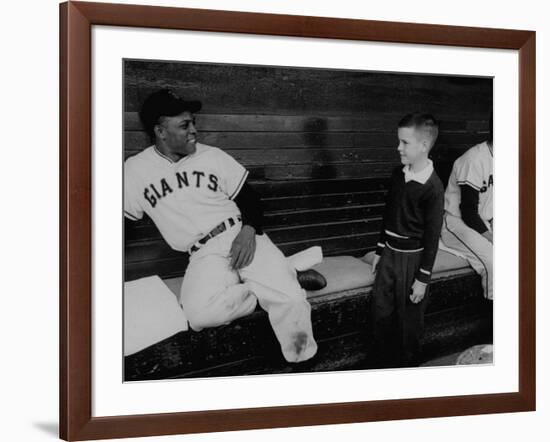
123, 59, 493, 381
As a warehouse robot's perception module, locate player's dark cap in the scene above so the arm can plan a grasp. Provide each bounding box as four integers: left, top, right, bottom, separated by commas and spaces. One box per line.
139, 89, 202, 137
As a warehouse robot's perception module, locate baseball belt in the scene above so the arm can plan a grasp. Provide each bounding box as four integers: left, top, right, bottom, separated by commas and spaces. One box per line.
189, 216, 242, 254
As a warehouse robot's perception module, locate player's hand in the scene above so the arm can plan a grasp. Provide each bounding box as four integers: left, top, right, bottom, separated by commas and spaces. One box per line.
230, 225, 256, 270
410, 279, 427, 304
482, 230, 493, 244
372, 254, 381, 273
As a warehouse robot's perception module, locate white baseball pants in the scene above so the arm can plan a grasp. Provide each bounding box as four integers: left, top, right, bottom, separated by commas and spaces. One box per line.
440, 213, 493, 300
178, 222, 318, 363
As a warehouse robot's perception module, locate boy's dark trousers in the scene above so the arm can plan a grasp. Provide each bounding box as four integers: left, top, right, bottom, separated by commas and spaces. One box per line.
370, 246, 429, 368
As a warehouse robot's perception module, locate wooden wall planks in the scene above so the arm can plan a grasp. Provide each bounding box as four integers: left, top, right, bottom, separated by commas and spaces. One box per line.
123, 60, 492, 281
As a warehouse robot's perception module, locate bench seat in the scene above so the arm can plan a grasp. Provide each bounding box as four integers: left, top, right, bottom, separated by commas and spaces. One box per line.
124, 250, 490, 381
161, 250, 470, 301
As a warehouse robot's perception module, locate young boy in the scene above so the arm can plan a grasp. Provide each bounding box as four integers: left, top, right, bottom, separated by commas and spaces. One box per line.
370, 113, 444, 368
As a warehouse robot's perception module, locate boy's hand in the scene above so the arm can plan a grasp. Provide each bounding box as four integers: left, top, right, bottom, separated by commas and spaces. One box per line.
372, 254, 381, 273
410, 279, 427, 304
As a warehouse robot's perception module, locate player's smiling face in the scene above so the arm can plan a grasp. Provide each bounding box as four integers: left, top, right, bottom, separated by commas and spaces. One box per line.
397, 127, 427, 167
157, 111, 197, 159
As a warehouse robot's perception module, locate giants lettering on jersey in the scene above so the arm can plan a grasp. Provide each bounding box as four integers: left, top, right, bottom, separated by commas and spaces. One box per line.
144, 170, 219, 208
479, 174, 493, 193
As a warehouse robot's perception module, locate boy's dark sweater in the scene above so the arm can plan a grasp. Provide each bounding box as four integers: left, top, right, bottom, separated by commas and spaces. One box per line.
375, 165, 444, 284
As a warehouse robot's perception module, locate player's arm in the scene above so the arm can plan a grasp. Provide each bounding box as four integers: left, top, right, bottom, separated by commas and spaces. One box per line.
459, 185, 492, 243
233, 182, 264, 235
216, 149, 264, 269
229, 181, 264, 270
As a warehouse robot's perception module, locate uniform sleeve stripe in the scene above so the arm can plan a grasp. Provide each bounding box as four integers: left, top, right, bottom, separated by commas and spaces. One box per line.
420, 268, 431, 275
377, 242, 386, 248
230, 170, 249, 200
457, 180, 481, 191
124, 210, 139, 221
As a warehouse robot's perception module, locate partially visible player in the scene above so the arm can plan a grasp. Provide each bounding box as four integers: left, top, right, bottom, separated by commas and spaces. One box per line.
440, 116, 493, 300
370, 113, 444, 368
125, 89, 326, 363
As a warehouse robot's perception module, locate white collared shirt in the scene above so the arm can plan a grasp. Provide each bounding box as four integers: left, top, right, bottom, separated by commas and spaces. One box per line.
403, 159, 434, 184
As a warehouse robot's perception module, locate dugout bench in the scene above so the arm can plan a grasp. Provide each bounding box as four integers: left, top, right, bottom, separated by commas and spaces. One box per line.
124, 250, 490, 380
124, 176, 492, 381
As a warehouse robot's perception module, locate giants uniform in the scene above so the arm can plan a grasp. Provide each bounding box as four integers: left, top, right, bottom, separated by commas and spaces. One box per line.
440, 141, 493, 299
125, 143, 317, 362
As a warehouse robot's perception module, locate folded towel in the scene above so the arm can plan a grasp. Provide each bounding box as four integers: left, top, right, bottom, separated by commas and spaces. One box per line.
287, 246, 323, 271
309, 256, 375, 297
124, 275, 188, 356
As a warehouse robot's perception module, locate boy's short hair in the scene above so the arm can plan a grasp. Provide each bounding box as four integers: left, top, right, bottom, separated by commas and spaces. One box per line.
398, 113, 439, 149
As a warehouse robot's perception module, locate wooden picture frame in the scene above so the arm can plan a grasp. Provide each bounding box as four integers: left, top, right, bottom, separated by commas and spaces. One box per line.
59, 1, 536, 440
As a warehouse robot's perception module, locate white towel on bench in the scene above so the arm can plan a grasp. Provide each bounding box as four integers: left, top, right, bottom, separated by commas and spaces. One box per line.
287, 246, 323, 271
124, 275, 188, 356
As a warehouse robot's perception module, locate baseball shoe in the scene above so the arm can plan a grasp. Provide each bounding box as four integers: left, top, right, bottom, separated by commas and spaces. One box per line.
296, 269, 327, 291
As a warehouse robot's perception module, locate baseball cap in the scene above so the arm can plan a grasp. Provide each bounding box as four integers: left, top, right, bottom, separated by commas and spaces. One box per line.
139, 89, 202, 135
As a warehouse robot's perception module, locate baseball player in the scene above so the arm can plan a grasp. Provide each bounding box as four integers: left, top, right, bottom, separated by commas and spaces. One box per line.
124, 89, 325, 363
440, 122, 493, 300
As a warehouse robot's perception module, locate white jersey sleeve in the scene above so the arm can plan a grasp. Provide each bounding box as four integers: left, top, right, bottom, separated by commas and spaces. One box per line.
124, 160, 145, 221
215, 149, 249, 200
454, 156, 484, 191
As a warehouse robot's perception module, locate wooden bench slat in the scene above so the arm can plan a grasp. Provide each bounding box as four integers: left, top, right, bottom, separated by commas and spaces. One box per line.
126, 203, 385, 241
126, 219, 381, 255
264, 204, 385, 226
125, 243, 375, 281
126, 241, 182, 264
125, 145, 474, 167
125, 131, 396, 151
267, 219, 382, 243
124, 61, 491, 116
255, 160, 456, 181
125, 112, 490, 133
124, 131, 485, 152
125, 256, 189, 281
250, 177, 390, 196
125, 234, 377, 271
220, 147, 399, 165
125, 186, 387, 242
251, 161, 400, 180
125, 88, 492, 117
270, 233, 377, 256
